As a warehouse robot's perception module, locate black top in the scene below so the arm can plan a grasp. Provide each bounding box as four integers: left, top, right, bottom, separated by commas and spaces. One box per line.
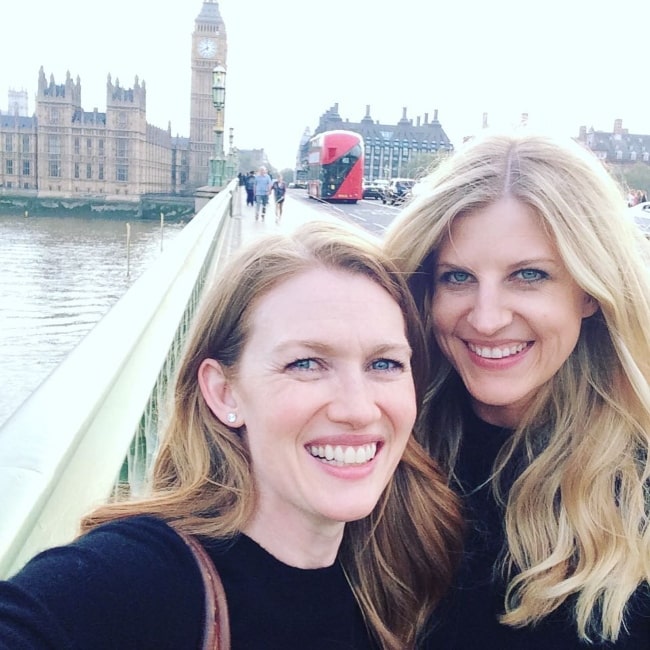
271, 180, 286, 201
0, 516, 375, 649
424, 408, 650, 649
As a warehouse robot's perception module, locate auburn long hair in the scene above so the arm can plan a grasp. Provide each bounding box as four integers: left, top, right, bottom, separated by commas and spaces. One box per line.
82, 220, 463, 649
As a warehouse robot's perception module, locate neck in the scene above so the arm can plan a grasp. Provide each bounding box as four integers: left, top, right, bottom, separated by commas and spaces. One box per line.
243, 512, 344, 569
472, 399, 520, 429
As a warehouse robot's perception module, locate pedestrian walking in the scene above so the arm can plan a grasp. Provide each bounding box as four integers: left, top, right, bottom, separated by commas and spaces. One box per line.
270, 175, 287, 223
244, 171, 255, 207
254, 166, 272, 220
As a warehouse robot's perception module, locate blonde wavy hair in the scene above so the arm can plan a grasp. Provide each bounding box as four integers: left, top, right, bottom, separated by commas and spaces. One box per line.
82, 220, 463, 649
384, 132, 650, 642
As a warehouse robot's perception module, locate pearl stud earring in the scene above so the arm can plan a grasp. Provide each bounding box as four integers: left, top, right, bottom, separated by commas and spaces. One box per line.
226, 412, 237, 424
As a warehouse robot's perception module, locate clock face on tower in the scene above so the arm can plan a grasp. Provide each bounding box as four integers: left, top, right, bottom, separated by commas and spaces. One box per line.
198, 38, 217, 58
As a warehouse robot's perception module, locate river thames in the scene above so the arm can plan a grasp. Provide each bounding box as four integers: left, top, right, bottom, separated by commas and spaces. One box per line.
0, 212, 186, 426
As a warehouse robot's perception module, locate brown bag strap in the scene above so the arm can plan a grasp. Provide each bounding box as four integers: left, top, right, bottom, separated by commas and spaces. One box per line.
177, 532, 231, 650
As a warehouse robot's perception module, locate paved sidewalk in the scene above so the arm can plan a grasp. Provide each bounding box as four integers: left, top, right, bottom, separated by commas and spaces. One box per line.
224, 187, 342, 255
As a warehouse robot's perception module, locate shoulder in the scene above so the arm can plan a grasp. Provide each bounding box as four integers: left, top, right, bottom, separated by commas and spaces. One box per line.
13, 515, 192, 574
77, 515, 196, 562
71, 516, 205, 604
624, 583, 650, 643
1, 516, 205, 649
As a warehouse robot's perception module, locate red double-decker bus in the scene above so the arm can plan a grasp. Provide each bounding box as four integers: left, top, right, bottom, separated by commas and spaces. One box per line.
307, 130, 364, 203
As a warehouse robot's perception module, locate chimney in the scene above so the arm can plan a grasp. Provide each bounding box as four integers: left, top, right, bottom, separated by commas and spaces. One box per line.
482, 112, 488, 129
613, 118, 623, 135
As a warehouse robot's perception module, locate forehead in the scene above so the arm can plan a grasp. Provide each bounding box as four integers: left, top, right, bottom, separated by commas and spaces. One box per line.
253, 267, 389, 312
246, 268, 406, 342
439, 198, 556, 259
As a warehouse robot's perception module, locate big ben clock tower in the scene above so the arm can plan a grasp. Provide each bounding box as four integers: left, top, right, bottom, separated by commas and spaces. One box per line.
189, 0, 227, 189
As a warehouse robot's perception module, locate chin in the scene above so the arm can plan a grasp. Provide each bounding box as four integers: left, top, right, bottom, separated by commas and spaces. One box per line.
468, 384, 527, 407
321, 504, 377, 524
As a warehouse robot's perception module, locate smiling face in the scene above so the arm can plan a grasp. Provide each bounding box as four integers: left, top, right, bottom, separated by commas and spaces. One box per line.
200, 267, 416, 556
431, 197, 597, 427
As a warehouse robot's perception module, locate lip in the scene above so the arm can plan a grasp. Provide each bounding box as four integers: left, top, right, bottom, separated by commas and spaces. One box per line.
466, 339, 531, 354
305, 437, 383, 476
464, 338, 529, 348
464, 340, 533, 368
306, 434, 383, 447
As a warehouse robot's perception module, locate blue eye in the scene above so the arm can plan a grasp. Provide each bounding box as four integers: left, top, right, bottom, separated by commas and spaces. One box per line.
287, 358, 318, 371
516, 268, 548, 282
439, 270, 472, 284
371, 358, 404, 371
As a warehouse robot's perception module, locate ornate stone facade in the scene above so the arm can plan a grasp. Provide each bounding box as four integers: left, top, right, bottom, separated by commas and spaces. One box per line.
0, 1, 228, 205
189, 0, 227, 188
301, 103, 454, 180
578, 119, 650, 164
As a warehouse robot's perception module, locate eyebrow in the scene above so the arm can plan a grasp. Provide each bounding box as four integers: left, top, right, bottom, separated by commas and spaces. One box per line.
436, 257, 560, 269
274, 340, 412, 356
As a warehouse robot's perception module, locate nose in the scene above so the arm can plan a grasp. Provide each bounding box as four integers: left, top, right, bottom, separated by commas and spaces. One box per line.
465, 284, 513, 335
327, 370, 382, 428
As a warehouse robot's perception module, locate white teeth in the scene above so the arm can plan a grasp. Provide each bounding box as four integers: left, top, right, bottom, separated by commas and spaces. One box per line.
308, 442, 378, 466
468, 342, 527, 359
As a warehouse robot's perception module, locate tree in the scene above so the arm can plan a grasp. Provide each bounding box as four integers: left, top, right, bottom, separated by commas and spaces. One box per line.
236, 150, 267, 175
608, 163, 650, 198
401, 151, 451, 180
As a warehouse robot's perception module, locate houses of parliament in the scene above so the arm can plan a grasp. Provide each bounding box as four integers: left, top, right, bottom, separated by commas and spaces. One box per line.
2, 0, 648, 214
0, 1, 227, 214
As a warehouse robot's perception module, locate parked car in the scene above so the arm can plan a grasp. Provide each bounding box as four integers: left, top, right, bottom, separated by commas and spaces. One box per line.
381, 178, 416, 205
629, 201, 650, 216
362, 180, 389, 200
629, 202, 650, 238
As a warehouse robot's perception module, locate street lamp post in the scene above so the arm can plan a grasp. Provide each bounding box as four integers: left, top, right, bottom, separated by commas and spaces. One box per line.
209, 64, 226, 188
224, 126, 236, 181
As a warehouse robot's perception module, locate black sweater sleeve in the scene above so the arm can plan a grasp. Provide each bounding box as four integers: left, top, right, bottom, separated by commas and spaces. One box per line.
0, 516, 205, 650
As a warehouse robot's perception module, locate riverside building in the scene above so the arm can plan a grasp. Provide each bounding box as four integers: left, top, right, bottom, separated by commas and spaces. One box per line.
299, 103, 454, 181
0, 0, 227, 215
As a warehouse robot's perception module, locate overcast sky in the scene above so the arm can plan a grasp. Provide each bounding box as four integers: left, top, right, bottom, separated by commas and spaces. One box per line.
2, 0, 648, 170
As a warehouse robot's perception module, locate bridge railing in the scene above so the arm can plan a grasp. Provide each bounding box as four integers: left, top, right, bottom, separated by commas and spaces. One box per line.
0, 181, 239, 578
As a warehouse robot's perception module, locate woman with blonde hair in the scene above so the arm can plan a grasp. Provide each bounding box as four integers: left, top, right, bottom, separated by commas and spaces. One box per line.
384, 132, 650, 648
0, 220, 463, 649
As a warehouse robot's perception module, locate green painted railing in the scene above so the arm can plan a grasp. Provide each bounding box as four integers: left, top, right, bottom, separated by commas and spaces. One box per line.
0, 181, 239, 578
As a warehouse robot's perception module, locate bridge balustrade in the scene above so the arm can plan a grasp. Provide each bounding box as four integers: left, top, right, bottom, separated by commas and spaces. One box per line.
0, 181, 238, 578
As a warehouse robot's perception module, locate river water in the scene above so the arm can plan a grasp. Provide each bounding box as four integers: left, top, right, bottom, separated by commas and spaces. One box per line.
0, 212, 186, 427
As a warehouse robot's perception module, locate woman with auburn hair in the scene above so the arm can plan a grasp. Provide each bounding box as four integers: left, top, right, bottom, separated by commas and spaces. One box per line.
384, 132, 650, 648
0, 220, 463, 650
